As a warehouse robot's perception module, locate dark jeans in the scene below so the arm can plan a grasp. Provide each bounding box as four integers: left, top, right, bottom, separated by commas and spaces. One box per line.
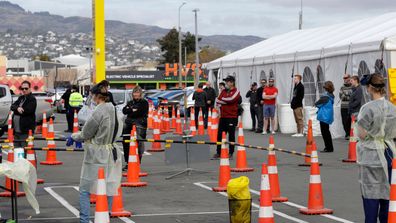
14, 132, 28, 148
319, 122, 334, 151
204, 106, 213, 129
123, 125, 147, 164
194, 106, 207, 130
256, 105, 263, 131
341, 108, 351, 137
250, 106, 258, 130
67, 107, 80, 131
362, 148, 393, 223
216, 118, 238, 156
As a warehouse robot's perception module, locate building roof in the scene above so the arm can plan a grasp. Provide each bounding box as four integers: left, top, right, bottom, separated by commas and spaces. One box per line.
207, 12, 396, 69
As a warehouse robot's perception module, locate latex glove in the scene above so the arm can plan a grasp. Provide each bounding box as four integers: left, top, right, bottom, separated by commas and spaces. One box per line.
66, 136, 74, 147
75, 141, 83, 149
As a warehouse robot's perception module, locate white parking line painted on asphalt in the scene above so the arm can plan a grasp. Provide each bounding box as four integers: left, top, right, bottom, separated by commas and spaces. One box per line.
249, 189, 355, 223
194, 182, 309, 223
43, 187, 82, 218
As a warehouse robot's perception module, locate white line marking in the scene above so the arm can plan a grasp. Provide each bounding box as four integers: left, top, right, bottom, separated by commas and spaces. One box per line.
194, 182, 308, 223
249, 189, 355, 223
144, 151, 152, 156
43, 187, 80, 217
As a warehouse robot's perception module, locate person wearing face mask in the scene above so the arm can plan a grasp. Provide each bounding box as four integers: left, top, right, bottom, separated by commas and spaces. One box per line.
315, 81, 335, 153
349, 75, 363, 119
356, 73, 396, 223
122, 86, 149, 171
246, 82, 258, 131
10, 81, 37, 149
97, 80, 116, 106
339, 74, 353, 140
68, 83, 123, 223
255, 79, 267, 133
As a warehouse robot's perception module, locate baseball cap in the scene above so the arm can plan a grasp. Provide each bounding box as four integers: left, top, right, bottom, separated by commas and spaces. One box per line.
223, 75, 235, 82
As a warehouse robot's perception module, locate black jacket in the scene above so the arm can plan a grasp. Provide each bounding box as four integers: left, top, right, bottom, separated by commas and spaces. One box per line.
193, 89, 207, 108
291, 82, 304, 109
123, 98, 149, 128
348, 85, 363, 114
246, 89, 258, 107
256, 86, 264, 106
61, 89, 72, 109
107, 92, 116, 106
204, 87, 216, 107
10, 93, 37, 134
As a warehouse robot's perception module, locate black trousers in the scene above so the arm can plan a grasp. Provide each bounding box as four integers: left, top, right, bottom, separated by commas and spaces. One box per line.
256, 105, 263, 131
250, 106, 258, 130
123, 125, 147, 164
67, 107, 80, 131
341, 108, 351, 137
203, 106, 213, 129
216, 118, 238, 155
194, 106, 207, 129
319, 121, 334, 151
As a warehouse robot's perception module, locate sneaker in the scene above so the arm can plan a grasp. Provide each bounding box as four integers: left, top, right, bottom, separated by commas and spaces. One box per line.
271, 131, 276, 134
211, 154, 220, 160
292, 133, 304, 137
262, 131, 267, 135
255, 130, 262, 133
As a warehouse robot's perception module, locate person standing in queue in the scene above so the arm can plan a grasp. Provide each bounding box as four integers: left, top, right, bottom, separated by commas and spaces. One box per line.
349, 75, 363, 120
10, 81, 37, 149
291, 74, 305, 137
213, 75, 241, 160
122, 86, 149, 171
192, 83, 207, 130
69, 83, 123, 223
204, 81, 216, 128
262, 78, 278, 134
255, 79, 267, 133
339, 74, 353, 140
246, 82, 258, 131
97, 80, 116, 106
61, 86, 72, 132
315, 81, 335, 153
67, 85, 84, 132
356, 73, 396, 223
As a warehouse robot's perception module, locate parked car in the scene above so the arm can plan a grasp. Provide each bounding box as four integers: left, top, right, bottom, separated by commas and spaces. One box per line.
78, 89, 132, 127
179, 89, 195, 117
0, 84, 55, 137
146, 90, 183, 108
143, 89, 162, 98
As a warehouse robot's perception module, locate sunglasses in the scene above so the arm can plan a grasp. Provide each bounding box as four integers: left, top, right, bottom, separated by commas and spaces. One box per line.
20, 88, 29, 91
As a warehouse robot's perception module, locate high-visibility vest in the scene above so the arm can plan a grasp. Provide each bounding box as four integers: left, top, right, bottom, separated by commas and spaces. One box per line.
69, 92, 83, 107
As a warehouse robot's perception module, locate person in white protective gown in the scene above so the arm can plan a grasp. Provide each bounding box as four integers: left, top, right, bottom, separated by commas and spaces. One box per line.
356, 73, 396, 223
70, 83, 123, 223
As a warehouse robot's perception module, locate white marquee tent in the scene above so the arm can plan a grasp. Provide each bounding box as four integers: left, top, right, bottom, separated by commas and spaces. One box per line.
206, 12, 396, 138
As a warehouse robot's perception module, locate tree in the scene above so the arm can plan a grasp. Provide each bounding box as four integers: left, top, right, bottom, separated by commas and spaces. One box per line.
186, 46, 226, 63
156, 28, 202, 64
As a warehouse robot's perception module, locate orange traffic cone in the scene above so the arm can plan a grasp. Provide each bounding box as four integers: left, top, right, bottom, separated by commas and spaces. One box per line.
147, 103, 154, 129
197, 108, 205, 135
7, 111, 13, 143
42, 112, 48, 138
123, 129, 148, 177
267, 135, 287, 202
258, 163, 275, 223
300, 141, 333, 215
175, 108, 183, 135
94, 167, 110, 223
388, 159, 396, 222
162, 106, 172, 133
0, 150, 26, 197
299, 119, 313, 166
231, 119, 254, 172
72, 110, 79, 133
148, 112, 164, 152
40, 118, 63, 165
90, 194, 97, 204
190, 108, 197, 136
343, 115, 357, 163
212, 132, 231, 192
210, 109, 218, 142
171, 105, 177, 129
111, 187, 132, 217
122, 126, 148, 187
26, 130, 45, 184
207, 109, 213, 138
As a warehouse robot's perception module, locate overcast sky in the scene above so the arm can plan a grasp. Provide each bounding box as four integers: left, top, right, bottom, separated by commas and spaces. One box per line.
9, 0, 396, 38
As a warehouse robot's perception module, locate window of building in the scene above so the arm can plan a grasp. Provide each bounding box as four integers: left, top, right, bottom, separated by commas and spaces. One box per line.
316, 65, 325, 94
303, 66, 316, 106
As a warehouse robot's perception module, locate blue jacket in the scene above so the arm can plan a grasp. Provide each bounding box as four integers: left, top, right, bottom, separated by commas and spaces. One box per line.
315, 92, 334, 125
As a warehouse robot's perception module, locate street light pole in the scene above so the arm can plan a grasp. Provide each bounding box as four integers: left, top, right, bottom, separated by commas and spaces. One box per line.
178, 2, 186, 89
193, 8, 199, 88
299, 0, 303, 30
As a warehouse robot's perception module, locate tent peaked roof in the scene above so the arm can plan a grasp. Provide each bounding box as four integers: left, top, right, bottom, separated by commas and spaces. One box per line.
207, 12, 396, 69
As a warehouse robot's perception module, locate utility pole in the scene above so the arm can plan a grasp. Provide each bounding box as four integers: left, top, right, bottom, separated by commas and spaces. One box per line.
193, 8, 200, 88
299, 0, 303, 30
178, 2, 186, 89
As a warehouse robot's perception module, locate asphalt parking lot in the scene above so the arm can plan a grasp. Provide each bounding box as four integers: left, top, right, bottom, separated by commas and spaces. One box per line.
1, 113, 362, 223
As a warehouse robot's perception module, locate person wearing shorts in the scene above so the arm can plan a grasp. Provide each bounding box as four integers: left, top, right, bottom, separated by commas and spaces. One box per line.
262, 78, 278, 134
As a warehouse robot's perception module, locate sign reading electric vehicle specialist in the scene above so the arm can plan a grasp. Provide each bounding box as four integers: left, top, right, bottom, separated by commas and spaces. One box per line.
106, 71, 164, 82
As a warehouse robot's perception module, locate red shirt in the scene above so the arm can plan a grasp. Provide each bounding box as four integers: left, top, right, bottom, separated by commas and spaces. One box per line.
216, 87, 241, 118
263, 87, 278, 105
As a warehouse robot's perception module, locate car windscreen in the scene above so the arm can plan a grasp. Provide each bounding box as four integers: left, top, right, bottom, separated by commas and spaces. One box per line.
112, 92, 125, 105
